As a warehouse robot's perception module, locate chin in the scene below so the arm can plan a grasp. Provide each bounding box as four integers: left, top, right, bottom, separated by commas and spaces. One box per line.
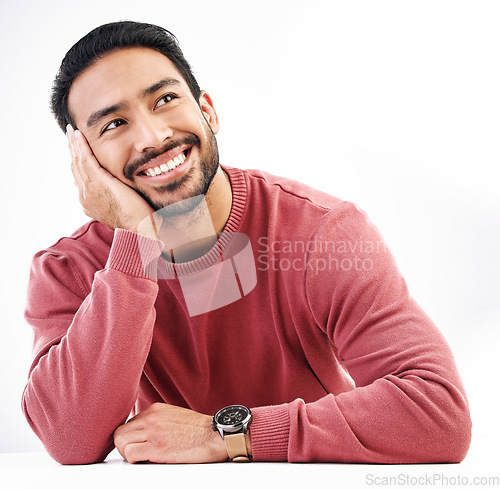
144, 162, 219, 213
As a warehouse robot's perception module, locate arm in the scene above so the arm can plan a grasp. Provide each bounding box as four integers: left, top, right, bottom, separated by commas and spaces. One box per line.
22, 230, 163, 464
249, 203, 471, 463
27, 128, 235, 465
22, 127, 162, 464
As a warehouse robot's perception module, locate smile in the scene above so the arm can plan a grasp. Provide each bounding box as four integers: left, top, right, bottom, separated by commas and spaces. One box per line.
141, 151, 186, 177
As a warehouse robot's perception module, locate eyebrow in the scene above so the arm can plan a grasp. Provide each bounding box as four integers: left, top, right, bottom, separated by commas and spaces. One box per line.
86, 77, 182, 129
86, 103, 127, 129
141, 77, 182, 97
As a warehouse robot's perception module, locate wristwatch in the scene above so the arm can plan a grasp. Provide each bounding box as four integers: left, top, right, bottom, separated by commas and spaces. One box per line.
212, 405, 252, 462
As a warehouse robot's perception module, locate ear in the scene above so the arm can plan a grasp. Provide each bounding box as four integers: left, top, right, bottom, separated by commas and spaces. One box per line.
199, 91, 220, 134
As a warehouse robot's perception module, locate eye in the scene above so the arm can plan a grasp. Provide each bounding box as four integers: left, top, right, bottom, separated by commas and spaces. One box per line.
100, 119, 126, 135
155, 93, 178, 109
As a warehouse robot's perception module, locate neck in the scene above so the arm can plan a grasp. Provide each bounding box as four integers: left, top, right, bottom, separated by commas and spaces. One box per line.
158, 166, 232, 262
204, 166, 233, 235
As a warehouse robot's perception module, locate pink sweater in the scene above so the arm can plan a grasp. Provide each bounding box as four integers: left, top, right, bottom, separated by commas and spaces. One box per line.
22, 166, 471, 464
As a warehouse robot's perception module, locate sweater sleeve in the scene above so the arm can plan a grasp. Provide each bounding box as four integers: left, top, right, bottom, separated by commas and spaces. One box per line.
250, 203, 471, 463
22, 228, 164, 465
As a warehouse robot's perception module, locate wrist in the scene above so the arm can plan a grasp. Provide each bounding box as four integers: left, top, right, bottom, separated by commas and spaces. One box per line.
209, 424, 253, 462
108, 228, 164, 278
212, 405, 253, 462
134, 213, 161, 240
246, 430, 252, 458
206, 416, 230, 462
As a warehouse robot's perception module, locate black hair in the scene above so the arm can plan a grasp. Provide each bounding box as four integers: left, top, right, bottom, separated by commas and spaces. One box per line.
50, 20, 201, 132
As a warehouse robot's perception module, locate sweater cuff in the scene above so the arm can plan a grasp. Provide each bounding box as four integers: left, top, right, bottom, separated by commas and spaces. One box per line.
106, 228, 164, 279
250, 403, 290, 462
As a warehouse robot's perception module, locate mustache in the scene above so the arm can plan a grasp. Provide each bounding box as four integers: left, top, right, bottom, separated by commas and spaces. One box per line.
124, 134, 201, 181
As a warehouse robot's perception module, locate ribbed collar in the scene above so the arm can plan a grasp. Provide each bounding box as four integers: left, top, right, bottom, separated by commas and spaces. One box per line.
157, 165, 248, 277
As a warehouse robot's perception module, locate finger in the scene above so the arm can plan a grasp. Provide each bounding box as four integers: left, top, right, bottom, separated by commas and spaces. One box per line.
70, 126, 105, 202
74, 129, 102, 178
66, 124, 81, 166
72, 129, 88, 181
67, 125, 93, 186
114, 425, 148, 461
66, 125, 77, 170
66, 127, 86, 198
74, 130, 119, 191
67, 131, 77, 186
114, 415, 148, 438
66, 124, 75, 156
122, 442, 153, 464
74, 129, 84, 161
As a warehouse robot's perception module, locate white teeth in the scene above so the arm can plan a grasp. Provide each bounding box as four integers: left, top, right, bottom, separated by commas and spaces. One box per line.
143, 151, 187, 177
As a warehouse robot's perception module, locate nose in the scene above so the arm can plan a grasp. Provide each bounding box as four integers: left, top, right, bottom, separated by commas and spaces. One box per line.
133, 113, 173, 153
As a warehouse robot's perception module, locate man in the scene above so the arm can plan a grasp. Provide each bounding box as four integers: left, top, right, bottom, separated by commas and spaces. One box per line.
22, 21, 471, 465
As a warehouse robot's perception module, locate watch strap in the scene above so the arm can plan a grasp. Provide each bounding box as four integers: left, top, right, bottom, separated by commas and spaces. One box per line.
224, 433, 251, 462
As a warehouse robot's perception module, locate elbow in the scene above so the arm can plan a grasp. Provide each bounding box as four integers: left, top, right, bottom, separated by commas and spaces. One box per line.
45, 442, 112, 466
395, 381, 473, 464
441, 384, 473, 463
24, 411, 112, 465
423, 395, 472, 464
52, 454, 107, 466
441, 404, 472, 463
22, 396, 114, 465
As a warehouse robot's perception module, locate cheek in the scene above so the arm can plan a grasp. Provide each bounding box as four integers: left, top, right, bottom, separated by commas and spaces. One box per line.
92, 142, 128, 178
170, 105, 211, 137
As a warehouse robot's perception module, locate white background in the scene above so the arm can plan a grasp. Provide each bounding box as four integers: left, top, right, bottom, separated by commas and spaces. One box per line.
0, 0, 498, 457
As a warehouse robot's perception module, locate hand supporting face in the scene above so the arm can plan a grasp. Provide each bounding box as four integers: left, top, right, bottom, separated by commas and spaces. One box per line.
113, 403, 229, 464
67, 125, 158, 237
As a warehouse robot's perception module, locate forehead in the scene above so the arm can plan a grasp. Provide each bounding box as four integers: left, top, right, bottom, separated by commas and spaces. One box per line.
68, 47, 189, 127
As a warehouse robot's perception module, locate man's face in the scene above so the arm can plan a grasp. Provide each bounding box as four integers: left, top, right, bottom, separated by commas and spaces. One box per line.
68, 47, 220, 211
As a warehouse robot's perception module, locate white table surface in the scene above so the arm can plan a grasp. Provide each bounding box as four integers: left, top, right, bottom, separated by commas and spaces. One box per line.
0, 436, 498, 489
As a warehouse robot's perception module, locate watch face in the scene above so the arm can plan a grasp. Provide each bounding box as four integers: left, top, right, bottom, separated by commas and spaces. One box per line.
216, 405, 251, 428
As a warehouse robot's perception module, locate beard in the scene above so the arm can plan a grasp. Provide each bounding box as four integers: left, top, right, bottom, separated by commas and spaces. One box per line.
124, 127, 220, 216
